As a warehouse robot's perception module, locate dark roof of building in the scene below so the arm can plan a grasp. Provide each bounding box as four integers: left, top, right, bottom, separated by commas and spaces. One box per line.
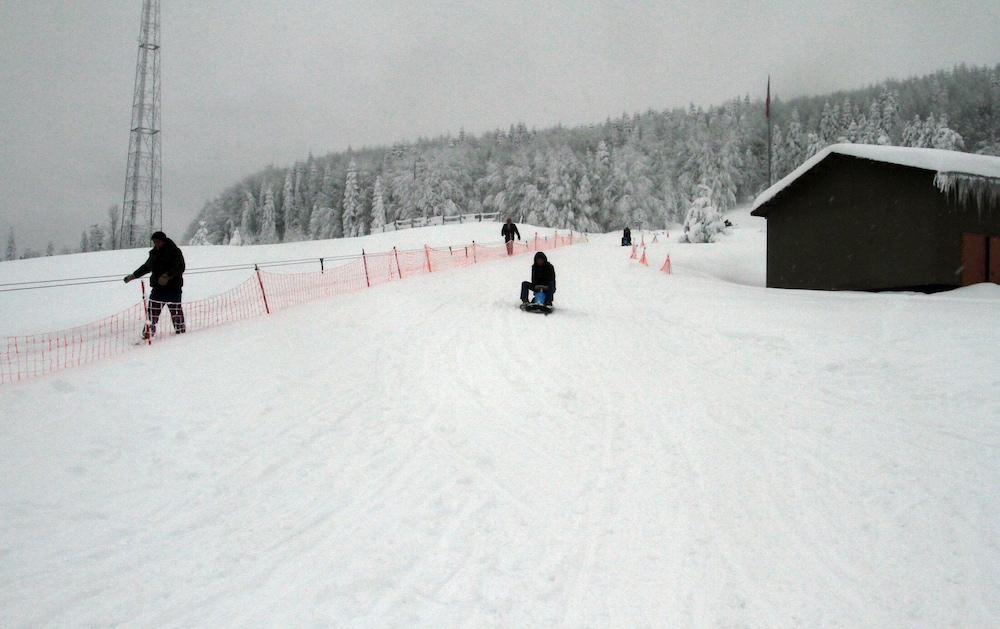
751, 144, 1000, 217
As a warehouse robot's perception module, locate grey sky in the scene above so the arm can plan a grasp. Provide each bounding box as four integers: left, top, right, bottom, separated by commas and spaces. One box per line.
2, 1, 998, 252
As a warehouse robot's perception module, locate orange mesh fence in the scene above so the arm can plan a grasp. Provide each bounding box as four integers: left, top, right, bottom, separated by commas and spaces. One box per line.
259, 258, 370, 312
182, 276, 270, 330
1, 232, 587, 384
2, 303, 146, 383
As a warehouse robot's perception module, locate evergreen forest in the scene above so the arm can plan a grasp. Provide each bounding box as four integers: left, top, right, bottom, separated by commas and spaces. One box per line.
183, 64, 1000, 246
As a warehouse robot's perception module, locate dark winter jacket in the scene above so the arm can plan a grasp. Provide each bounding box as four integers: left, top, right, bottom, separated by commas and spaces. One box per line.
501, 222, 521, 242
132, 238, 186, 291
530, 252, 556, 292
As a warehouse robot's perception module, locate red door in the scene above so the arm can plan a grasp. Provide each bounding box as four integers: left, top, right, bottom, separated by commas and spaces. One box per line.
962, 233, 987, 286
991, 237, 1000, 284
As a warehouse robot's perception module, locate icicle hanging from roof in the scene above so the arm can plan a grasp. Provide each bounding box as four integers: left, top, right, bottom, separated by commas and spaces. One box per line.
934, 171, 1000, 213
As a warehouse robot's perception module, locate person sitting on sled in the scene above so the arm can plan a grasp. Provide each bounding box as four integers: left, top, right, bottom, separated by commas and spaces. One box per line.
521, 251, 556, 307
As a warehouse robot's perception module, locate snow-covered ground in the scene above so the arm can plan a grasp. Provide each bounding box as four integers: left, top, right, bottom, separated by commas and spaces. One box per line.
2, 213, 999, 627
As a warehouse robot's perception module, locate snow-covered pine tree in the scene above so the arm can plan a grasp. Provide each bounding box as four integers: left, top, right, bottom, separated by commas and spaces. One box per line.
932, 114, 965, 150
902, 115, 923, 147
864, 100, 888, 145
680, 184, 727, 244
919, 115, 938, 147
306, 156, 321, 211
819, 102, 840, 145
258, 186, 278, 244
575, 172, 598, 232
88, 224, 106, 251
879, 89, 901, 143
293, 163, 311, 236
783, 109, 806, 172
309, 205, 335, 240
106, 205, 120, 250
5, 228, 16, 261
323, 164, 344, 238
390, 165, 417, 222
840, 97, 857, 140
608, 144, 656, 229
240, 191, 257, 245
414, 166, 442, 220
520, 184, 545, 226
281, 170, 301, 242
595, 141, 611, 170
370, 175, 386, 231
229, 227, 242, 246
805, 131, 826, 159
342, 159, 360, 237
770, 123, 786, 175
543, 149, 573, 227
189, 221, 211, 245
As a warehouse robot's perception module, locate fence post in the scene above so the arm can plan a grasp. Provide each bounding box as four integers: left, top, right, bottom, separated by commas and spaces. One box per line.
472, 241, 477, 264
254, 265, 271, 314
425, 245, 432, 273
362, 249, 371, 287
393, 247, 402, 279
534, 233, 538, 251
140, 280, 152, 344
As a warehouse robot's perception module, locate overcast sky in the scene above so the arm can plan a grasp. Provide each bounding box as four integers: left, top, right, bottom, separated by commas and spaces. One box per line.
1, 1, 999, 252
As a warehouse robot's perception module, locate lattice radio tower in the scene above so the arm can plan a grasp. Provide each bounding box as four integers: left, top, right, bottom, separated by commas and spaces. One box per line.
119, 0, 162, 249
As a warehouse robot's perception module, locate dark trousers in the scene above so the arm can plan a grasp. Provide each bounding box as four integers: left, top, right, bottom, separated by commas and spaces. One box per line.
521, 281, 554, 305
147, 288, 186, 335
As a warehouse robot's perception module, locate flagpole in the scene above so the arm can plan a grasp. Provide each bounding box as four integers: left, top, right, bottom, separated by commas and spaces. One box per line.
766, 75, 772, 187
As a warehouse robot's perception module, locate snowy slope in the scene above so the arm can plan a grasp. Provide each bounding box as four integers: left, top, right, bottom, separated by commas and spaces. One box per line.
0, 222, 562, 336
2, 217, 999, 628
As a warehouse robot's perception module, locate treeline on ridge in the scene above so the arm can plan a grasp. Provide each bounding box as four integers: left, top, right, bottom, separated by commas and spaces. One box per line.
184, 63, 1000, 246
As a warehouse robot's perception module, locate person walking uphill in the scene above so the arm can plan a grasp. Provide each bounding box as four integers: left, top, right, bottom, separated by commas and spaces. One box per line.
124, 231, 187, 339
501, 218, 521, 256
520, 251, 556, 308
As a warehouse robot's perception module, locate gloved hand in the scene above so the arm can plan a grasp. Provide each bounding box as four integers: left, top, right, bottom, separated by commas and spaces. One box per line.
157, 274, 170, 286
123, 274, 135, 283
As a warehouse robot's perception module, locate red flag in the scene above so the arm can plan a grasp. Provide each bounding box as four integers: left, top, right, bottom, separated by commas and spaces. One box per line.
766, 76, 771, 119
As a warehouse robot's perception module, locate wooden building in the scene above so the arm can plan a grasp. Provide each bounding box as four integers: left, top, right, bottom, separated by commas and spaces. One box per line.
750, 144, 1000, 292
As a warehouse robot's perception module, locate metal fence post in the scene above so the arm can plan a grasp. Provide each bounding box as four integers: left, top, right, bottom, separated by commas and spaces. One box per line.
254, 265, 271, 314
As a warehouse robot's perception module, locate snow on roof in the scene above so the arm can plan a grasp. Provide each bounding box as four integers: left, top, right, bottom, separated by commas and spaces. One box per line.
751, 144, 1000, 213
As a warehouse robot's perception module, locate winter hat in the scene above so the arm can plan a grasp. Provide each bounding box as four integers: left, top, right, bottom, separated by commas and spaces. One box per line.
150, 231, 167, 241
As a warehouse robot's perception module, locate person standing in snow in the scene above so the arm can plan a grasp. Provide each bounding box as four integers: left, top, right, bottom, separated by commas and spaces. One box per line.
622, 227, 631, 246
520, 251, 556, 307
124, 231, 187, 339
501, 218, 521, 256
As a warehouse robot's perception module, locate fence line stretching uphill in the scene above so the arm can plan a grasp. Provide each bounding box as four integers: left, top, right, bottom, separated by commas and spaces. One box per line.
1, 232, 584, 384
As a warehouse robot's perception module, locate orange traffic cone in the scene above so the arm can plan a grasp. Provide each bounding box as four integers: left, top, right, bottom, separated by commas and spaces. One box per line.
639, 248, 649, 266
630, 245, 637, 260
660, 254, 672, 274
652, 234, 659, 243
